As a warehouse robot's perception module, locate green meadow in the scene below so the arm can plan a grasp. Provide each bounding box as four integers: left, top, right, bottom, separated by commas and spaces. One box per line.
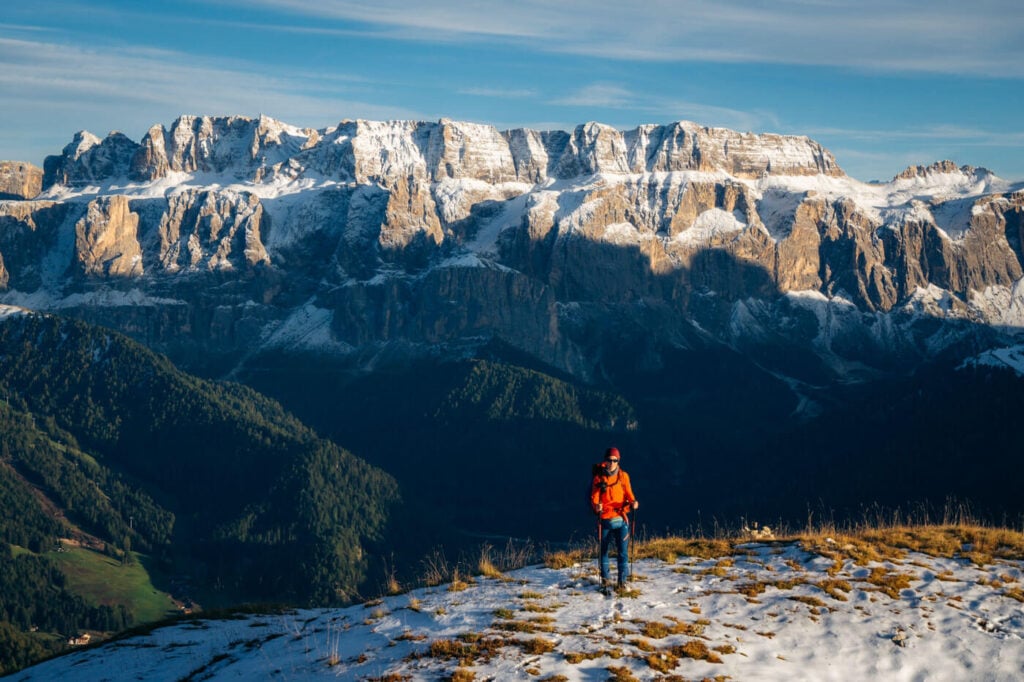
50, 547, 176, 624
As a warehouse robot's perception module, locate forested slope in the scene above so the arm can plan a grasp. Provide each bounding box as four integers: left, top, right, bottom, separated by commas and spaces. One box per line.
0, 310, 399, 673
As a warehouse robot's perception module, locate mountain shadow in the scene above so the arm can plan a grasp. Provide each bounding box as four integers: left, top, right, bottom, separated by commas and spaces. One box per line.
236, 232, 1024, 551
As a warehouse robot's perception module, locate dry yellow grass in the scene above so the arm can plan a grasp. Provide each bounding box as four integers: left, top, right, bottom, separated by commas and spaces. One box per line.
447, 570, 474, 593
669, 640, 722, 663
491, 616, 557, 634
546, 524, 1024, 572
796, 525, 1024, 567
637, 616, 708, 639
1002, 587, 1024, 603
446, 669, 475, 682
477, 555, 506, 580
519, 637, 556, 655
544, 524, 1024, 573
816, 578, 853, 601
864, 567, 915, 599
605, 665, 641, 682
789, 595, 828, 609
565, 649, 624, 664
645, 651, 678, 673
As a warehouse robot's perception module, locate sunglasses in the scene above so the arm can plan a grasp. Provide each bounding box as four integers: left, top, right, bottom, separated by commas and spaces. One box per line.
605, 458, 620, 463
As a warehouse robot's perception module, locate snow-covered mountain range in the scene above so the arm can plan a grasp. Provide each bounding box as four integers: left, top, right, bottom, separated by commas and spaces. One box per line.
2, 116, 1024, 382
10, 538, 1024, 681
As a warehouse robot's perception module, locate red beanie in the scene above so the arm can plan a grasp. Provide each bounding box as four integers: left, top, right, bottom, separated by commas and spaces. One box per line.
604, 447, 620, 460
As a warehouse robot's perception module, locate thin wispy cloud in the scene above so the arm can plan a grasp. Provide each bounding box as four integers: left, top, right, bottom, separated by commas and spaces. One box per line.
458, 87, 538, 99
0, 22, 58, 33
805, 125, 1024, 146
235, 0, 1024, 77
553, 84, 635, 109
0, 36, 420, 147
554, 83, 766, 132
1, 2, 1021, 180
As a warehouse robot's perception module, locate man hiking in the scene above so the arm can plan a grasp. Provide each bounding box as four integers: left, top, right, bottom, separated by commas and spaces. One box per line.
590, 446, 639, 592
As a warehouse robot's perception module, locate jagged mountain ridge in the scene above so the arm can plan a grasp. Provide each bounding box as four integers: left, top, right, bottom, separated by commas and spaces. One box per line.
2, 115, 1023, 382
41, 116, 842, 188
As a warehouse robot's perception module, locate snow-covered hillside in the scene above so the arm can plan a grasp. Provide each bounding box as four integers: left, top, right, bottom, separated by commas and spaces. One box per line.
13, 538, 1024, 681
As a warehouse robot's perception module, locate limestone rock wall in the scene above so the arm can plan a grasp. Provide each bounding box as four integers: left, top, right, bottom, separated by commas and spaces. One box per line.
0, 162, 43, 200
41, 116, 846, 191
8, 116, 1023, 380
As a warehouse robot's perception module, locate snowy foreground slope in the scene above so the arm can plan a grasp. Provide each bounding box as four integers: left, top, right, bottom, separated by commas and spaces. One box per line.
13, 541, 1024, 681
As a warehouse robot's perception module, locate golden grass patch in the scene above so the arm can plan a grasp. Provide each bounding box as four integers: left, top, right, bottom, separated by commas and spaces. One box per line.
789, 595, 828, 610
477, 556, 506, 580
605, 665, 641, 682
669, 640, 723, 663
816, 578, 853, 601
637, 616, 708, 639
427, 635, 505, 666
637, 538, 734, 561
1003, 587, 1024, 603
646, 651, 679, 673
518, 637, 556, 655
447, 570, 475, 593
543, 548, 590, 569
864, 567, 915, 599
491, 617, 557, 634
564, 649, 623, 664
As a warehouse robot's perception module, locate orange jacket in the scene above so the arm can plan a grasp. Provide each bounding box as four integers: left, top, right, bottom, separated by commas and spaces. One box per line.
591, 469, 636, 520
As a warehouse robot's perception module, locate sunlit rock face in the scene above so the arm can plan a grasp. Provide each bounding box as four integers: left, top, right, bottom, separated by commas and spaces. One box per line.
2, 116, 1021, 380
0, 161, 43, 200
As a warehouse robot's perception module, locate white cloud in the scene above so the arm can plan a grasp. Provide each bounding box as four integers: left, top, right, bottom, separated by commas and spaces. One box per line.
553, 83, 635, 109
553, 83, 766, 132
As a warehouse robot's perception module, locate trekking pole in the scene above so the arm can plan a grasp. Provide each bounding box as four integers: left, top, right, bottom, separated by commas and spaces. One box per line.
629, 506, 636, 580
597, 517, 603, 582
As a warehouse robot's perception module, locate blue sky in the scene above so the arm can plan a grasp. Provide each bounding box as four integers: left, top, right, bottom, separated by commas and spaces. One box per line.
2, 0, 1022, 181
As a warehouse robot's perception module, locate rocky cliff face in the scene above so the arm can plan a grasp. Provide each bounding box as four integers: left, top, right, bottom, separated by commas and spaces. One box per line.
0, 162, 42, 200
3, 115, 1023, 382
39, 117, 842, 190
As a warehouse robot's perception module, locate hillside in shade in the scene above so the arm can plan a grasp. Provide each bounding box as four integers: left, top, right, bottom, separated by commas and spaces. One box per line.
0, 306, 400, 672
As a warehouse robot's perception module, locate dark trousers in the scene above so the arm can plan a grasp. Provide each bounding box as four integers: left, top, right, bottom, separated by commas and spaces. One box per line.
599, 516, 629, 584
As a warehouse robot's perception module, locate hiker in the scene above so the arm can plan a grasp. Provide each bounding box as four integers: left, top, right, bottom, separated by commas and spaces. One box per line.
591, 446, 638, 589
